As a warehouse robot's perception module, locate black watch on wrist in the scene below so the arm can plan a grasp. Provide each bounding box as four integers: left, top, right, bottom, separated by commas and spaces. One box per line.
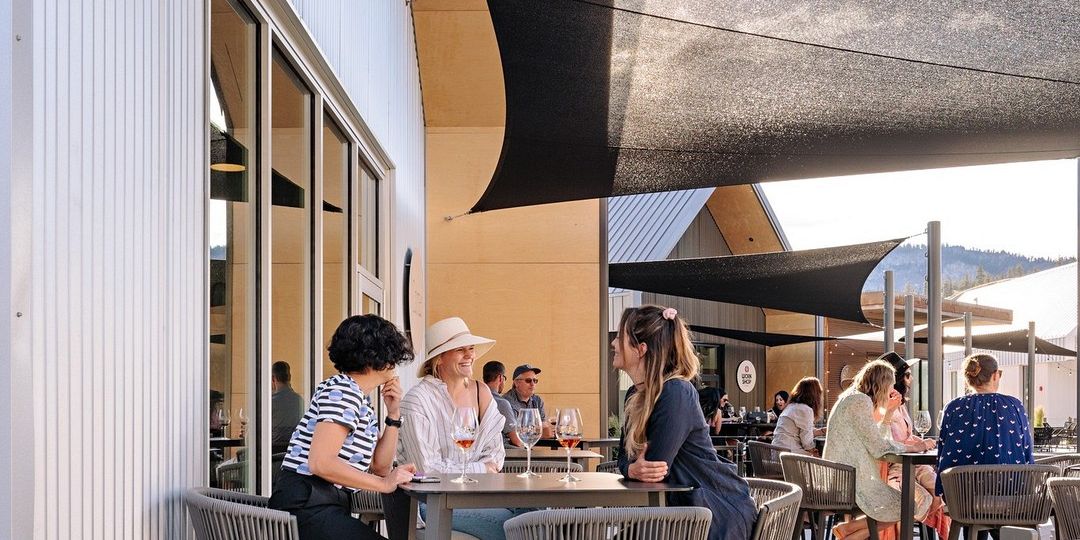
384, 416, 403, 428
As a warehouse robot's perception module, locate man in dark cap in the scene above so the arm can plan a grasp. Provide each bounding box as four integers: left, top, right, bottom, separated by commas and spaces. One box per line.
504, 363, 554, 438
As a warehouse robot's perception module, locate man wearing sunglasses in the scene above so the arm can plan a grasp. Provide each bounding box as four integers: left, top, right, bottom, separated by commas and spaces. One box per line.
504, 364, 554, 439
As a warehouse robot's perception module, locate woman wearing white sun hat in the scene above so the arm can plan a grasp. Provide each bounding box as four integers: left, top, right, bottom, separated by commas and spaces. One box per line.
394, 316, 514, 539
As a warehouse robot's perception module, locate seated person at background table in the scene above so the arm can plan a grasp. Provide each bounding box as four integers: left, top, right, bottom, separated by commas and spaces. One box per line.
482, 360, 523, 447
770, 389, 789, 420
881, 352, 949, 539
697, 386, 735, 436
269, 315, 416, 540
772, 377, 825, 456
503, 363, 555, 439
614, 305, 756, 540
936, 353, 1033, 496
825, 359, 935, 540
396, 317, 513, 540
272, 360, 305, 453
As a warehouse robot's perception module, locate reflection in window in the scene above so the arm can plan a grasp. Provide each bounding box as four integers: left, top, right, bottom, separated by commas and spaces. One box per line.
362, 294, 381, 316
322, 115, 350, 379
270, 51, 312, 484
209, 0, 256, 493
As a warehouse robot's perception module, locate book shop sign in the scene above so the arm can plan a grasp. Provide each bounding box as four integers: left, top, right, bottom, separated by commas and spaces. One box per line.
737, 360, 756, 393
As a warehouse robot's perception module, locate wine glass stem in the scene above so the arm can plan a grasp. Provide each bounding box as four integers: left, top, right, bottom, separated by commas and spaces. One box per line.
566, 447, 571, 476
461, 448, 467, 481
526, 446, 531, 474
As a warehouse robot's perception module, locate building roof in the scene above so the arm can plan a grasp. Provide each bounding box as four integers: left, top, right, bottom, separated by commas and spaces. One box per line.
608, 188, 714, 264
945, 262, 1077, 368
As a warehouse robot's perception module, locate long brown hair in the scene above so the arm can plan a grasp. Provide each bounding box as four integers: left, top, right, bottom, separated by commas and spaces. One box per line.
618, 305, 700, 458
843, 359, 895, 408
788, 377, 824, 420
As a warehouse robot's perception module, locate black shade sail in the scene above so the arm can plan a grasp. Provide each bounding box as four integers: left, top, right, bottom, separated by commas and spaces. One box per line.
609, 238, 903, 324
907, 329, 1076, 356
690, 325, 836, 348
473, 0, 1080, 212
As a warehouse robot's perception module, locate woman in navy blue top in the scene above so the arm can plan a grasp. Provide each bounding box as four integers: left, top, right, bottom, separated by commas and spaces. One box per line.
936, 353, 1034, 496
613, 305, 757, 540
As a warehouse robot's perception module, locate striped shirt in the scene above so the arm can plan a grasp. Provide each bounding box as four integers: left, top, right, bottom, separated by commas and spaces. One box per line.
281, 373, 377, 488
398, 376, 506, 474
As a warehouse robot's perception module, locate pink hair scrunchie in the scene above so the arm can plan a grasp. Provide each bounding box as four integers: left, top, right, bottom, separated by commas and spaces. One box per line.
662, 307, 678, 320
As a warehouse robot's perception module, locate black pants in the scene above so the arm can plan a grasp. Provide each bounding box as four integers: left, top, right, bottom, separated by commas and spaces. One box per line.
269, 469, 384, 540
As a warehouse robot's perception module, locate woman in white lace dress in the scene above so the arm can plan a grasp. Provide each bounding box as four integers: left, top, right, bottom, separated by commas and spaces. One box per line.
823, 360, 935, 540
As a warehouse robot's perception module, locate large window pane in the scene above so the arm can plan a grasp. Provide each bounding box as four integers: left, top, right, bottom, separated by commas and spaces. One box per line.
359, 165, 379, 277
322, 115, 349, 379
209, 0, 256, 492
270, 52, 312, 468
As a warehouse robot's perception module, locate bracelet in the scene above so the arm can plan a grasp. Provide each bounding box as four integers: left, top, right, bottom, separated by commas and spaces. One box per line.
384, 416, 403, 428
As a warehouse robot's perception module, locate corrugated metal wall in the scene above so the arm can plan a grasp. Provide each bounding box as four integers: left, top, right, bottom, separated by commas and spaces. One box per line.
288, 0, 427, 388
15, 0, 207, 538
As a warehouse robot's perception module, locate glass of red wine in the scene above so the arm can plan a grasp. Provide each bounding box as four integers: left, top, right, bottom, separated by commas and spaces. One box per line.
555, 408, 583, 482
451, 407, 478, 484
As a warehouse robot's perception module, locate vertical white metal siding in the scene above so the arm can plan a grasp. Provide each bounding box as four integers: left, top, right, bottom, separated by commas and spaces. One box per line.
17, 0, 207, 538
288, 0, 427, 386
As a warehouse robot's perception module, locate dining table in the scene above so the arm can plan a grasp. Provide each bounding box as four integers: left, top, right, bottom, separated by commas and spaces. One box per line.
401, 472, 692, 540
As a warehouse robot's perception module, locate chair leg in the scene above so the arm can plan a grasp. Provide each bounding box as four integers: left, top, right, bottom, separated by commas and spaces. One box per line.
793, 510, 806, 540
812, 512, 827, 540
948, 523, 962, 540
866, 518, 879, 540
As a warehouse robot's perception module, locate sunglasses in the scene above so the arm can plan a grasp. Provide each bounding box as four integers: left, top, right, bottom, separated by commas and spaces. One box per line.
516, 377, 540, 384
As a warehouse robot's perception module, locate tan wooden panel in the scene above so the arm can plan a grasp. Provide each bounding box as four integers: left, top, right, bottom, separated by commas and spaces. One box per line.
705, 185, 784, 255
414, 10, 505, 127
413, 0, 489, 11
426, 128, 600, 264
427, 263, 601, 386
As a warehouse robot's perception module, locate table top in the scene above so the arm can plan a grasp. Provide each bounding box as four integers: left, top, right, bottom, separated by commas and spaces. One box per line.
505, 447, 604, 460
401, 472, 691, 496
580, 437, 620, 445
209, 437, 245, 448
882, 450, 938, 465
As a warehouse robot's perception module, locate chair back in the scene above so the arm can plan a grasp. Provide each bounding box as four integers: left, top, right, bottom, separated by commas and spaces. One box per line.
747, 441, 787, 480
596, 460, 620, 474
185, 487, 299, 540
350, 489, 384, 526
1049, 478, 1080, 540
1035, 453, 1080, 475
940, 464, 1056, 526
501, 460, 583, 474
746, 479, 803, 540
779, 453, 856, 511
217, 462, 247, 492
503, 507, 712, 540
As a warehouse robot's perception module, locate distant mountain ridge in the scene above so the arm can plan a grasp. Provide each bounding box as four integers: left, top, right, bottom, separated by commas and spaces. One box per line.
863, 244, 1075, 296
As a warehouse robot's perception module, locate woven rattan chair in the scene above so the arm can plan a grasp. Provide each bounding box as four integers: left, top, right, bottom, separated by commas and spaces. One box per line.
596, 460, 620, 474
185, 487, 298, 540
216, 462, 247, 492
1048, 478, 1080, 540
780, 453, 879, 540
1064, 464, 1080, 479
1035, 453, 1080, 475
748, 441, 788, 480
503, 507, 712, 540
940, 464, 1056, 540
746, 479, 803, 540
501, 460, 583, 474
349, 489, 384, 527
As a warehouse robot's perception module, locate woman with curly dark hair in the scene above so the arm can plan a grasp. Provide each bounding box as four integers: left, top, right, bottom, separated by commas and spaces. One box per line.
270, 314, 416, 540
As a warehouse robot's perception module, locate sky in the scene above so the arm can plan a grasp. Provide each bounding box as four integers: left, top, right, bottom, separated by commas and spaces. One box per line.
758, 159, 1079, 259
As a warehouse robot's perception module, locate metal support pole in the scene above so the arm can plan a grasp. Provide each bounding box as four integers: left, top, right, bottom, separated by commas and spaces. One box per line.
905, 295, 916, 417
928, 221, 943, 435
884, 271, 895, 353
964, 312, 973, 356
1028, 321, 1037, 429
1076, 158, 1079, 440
815, 316, 825, 381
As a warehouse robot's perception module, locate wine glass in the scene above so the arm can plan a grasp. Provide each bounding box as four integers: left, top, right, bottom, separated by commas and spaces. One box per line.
738, 406, 747, 422
216, 408, 232, 437
515, 408, 543, 478
913, 410, 932, 448
555, 408, 583, 482
237, 408, 249, 438
451, 407, 479, 484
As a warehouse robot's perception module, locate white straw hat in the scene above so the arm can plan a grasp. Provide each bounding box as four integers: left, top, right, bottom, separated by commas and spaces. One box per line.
419, 317, 495, 377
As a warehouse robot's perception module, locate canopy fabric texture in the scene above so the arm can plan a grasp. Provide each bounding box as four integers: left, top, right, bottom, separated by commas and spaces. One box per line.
472, 0, 1080, 213
908, 329, 1076, 357
608, 238, 904, 324
689, 325, 836, 347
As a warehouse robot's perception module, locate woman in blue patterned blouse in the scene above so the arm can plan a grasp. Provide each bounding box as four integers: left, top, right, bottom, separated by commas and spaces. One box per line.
269, 315, 417, 540
936, 353, 1034, 496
